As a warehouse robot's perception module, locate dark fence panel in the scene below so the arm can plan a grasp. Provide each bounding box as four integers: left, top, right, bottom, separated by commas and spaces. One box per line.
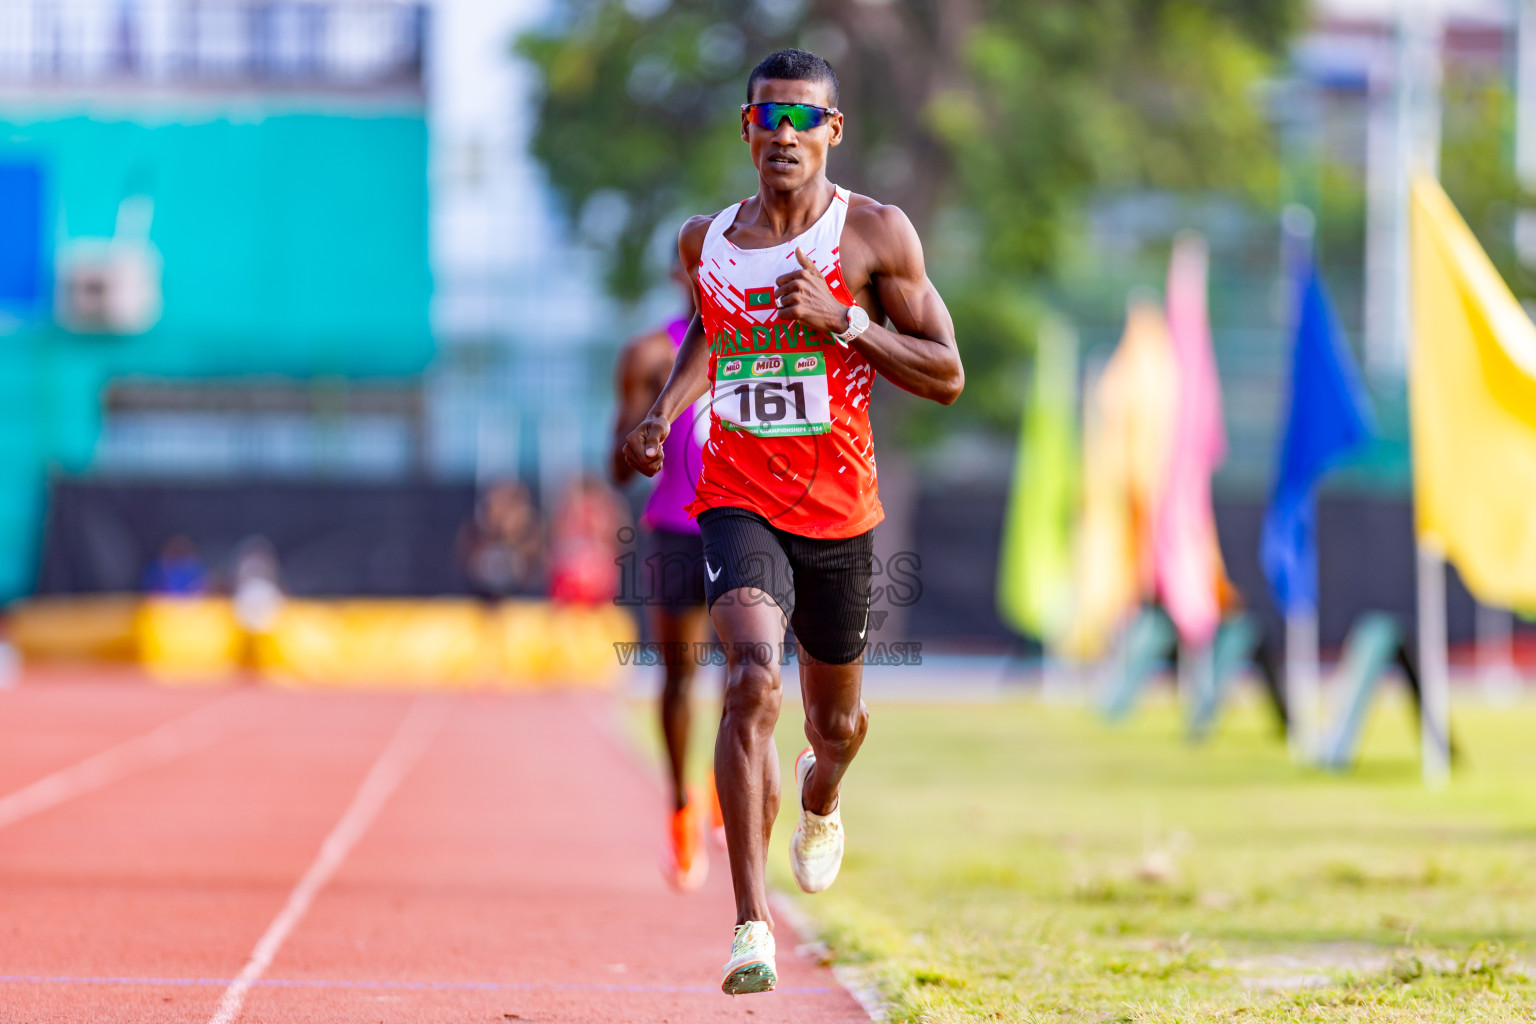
910, 482, 1488, 651
37, 479, 477, 597
904, 479, 1013, 648
1213, 495, 1478, 653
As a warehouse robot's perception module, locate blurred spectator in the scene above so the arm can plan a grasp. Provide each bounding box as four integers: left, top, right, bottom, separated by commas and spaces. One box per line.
548, 474, 629, 606
142, 535, 207, 595
231, 535, 284, 633
458, 480, 546, 600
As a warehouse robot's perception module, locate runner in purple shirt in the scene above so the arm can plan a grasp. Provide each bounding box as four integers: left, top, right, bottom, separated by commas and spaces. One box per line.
610, 265, 719, 891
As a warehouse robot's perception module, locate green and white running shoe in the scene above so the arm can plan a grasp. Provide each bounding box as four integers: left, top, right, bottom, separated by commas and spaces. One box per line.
720, 920, 777, 995
789, 747, 844, 894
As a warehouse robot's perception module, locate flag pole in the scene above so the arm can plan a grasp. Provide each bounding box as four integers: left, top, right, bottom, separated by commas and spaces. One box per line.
1279, 203, 1321, 763
1285, 608, 1320, 762
1475, 601, 1519, 705
1416, 541, 1450, 788
1176, 639, 1213, 717
1403, 0, 1447, 790
1516, 0, 1536, 265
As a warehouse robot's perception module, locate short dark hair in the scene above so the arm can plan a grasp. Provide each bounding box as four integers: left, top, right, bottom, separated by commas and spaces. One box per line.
746, 49, 839, 107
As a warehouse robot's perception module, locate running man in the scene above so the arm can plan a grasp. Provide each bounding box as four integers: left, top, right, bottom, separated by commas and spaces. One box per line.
610, 262, 719, 891
623, 48, 963, 994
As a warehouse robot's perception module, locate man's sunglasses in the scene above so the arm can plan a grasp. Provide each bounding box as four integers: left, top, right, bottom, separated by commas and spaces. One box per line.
741, 102, 839, 132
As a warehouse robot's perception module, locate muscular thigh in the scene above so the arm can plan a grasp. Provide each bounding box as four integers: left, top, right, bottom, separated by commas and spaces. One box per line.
698, 506, 792, 651
786, 529, 874, 667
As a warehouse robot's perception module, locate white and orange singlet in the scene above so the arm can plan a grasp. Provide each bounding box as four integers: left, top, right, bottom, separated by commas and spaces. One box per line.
685, 186, 883, 539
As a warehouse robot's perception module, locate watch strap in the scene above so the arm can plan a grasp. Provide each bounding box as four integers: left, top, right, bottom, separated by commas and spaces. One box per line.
836, 303, 869, 345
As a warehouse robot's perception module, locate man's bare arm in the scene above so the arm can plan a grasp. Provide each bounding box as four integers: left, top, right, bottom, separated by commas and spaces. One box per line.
857, 206, 963, 404
623, 216, 714, 478
609, 330, 673, 485
773, 204, 963, 405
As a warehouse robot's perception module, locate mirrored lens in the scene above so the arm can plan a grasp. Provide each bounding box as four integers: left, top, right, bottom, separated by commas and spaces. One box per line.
745, 103, 830, 132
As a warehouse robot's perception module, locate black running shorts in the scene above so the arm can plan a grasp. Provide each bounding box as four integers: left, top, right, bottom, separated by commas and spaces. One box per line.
697, 506, 873, 665
642, 528, 707, 611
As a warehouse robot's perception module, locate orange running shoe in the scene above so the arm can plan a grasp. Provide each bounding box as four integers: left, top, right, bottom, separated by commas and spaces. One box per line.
703, 769, 727, 849
661, 791, 708, 891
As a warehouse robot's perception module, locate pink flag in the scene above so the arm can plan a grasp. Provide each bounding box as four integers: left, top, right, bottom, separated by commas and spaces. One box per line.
1155, 233, 1228, 646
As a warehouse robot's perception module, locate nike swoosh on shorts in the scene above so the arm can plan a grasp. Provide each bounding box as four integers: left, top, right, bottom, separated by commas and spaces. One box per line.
706, 560, 722, 582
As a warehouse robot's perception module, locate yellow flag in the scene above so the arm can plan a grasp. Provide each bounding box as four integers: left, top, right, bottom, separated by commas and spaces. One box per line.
1060, 300, 1179, 660
1410, 176, 1536, 610
996, 317, 1079, 644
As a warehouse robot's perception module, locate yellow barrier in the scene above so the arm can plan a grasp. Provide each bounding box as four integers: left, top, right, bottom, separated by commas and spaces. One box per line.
489, 601, 638, 688
552, 604, 640, 686
7, 595, 639, 690
254, 599, 489, 688
10, 594, 140, 662
492, 600, 557, 683
256, 599, 638, 689
135, 597, 244, 683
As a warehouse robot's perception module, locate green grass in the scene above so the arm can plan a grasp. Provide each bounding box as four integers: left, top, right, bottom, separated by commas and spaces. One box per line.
625, 688, 1536, 1022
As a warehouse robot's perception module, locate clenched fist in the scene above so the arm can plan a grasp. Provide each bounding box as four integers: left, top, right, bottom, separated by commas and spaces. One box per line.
624, 414, 670, 477
774, 246, 850, 337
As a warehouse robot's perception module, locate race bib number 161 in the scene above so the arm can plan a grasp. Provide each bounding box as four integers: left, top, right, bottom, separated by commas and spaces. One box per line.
712, 352, 832, 438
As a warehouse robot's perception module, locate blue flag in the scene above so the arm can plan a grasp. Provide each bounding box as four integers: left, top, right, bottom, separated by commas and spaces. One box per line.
1260, 260, 1373, 615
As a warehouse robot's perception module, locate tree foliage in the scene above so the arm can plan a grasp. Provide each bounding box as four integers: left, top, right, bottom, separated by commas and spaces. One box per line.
1439, 72, 1536, 302
517, 0, 1303, 431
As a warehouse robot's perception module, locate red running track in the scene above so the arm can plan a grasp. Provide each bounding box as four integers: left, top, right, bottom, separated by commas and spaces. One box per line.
0, 677, 871, 1023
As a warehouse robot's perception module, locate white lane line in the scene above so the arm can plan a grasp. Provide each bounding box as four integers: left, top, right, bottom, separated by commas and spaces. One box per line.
207, 697, 448, 1024
0, 692, 247, 832
590, 694, 884, 1021
772, 892, 886, 1021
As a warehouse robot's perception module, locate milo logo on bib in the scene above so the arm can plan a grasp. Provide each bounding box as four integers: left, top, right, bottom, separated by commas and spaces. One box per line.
721, 359, 742, 376
795, 355, 820, 373
752, 355, 783, 376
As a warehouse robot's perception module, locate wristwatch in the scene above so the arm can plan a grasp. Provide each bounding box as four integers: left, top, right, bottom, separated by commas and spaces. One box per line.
835, 303, 870, 346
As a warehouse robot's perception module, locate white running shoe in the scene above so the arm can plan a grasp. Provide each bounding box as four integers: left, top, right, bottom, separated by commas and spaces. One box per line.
789, 747, 844, 894
720, 920, 777, 994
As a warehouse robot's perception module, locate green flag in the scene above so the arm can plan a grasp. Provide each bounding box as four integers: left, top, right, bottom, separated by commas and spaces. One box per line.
997, 316, 1080, 644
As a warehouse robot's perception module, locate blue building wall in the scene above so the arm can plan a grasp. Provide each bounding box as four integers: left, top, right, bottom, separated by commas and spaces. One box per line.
0, 109, 432, 597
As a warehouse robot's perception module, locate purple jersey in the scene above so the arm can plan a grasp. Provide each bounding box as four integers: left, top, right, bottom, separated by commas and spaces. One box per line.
642, 317, 706, 535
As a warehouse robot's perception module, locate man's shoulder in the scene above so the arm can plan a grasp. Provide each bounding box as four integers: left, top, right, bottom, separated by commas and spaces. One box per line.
843, 193, 922, 270
680, 211, 717, 237
679, 207, 731, 260
845, 194, 916, 238
681, 203, 742, 239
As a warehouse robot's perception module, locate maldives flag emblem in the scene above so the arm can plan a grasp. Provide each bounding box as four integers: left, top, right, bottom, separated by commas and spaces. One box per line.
745, 287, 775, 311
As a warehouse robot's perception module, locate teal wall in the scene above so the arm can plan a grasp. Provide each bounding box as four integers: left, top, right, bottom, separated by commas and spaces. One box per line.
0, 108, 432, 597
